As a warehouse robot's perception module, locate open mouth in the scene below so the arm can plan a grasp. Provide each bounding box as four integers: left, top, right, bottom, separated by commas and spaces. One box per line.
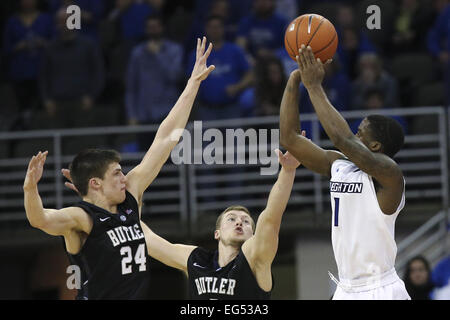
235, 227, 243, 234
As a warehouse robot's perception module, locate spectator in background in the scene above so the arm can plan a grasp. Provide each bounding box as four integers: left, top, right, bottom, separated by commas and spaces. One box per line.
187, 15, 253, 121
39, 8, 104, 128
275, 47, 299, 78
335, 5, 377, 79
299, 58, 351, 138
300, 58, 350, 114
252, 56, 287, 116
48, 0, 105, 40
427, 2, 450, 106
390, 0, 435, 55
192, 0, 252, 29
236, 0, 288, 59
185, 0, 238, 57
2, 0, 53, 129
431, 254, 450, 300
125, 15, 183, 150
107, 0, 155, 43
403, 256, 434, 300
275, 0, 299, 22
351, 53, 398, 110
349, 87, 408, 137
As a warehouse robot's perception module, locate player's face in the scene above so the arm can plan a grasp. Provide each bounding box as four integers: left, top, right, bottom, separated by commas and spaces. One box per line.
356, 118, 374, 150
216, 211, 254, 245
101, 162, 127, 204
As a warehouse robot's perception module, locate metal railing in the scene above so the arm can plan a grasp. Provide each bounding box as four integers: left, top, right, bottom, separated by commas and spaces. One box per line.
0, 107, 448, 258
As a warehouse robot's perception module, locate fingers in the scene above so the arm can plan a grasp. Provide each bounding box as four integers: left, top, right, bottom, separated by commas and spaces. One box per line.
61, 168, 72, 182
64, 182, 78, 193
296, 52, 303, 70
297, 46, 307, 69
306, 46, 316, 65
199, 64, 215, 80
203, 41, 213, 60
200, 36, 206, 57
196, 37, 201, 58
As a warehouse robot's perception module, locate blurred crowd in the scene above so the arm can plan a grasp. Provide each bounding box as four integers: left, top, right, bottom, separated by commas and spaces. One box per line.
0, 0, 449, 152
403, 254, 450, 300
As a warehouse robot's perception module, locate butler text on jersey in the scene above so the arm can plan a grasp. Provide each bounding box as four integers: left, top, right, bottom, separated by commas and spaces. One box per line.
106, 224, 145, 247
194, 276, 236, 296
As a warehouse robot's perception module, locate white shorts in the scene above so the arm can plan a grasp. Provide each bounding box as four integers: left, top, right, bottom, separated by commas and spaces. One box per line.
332, 278, 411, 300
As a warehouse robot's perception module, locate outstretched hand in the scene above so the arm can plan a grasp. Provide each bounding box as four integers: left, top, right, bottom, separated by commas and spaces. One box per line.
296, 45, 331, 89
24, 151, 48, 190
190, 36, 215, 82
61, 168, 80, 196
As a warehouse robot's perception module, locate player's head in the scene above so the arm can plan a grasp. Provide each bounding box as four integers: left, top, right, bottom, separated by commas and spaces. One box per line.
69, 149, 126, 203
214, 206, 255, 246
356, 115, 404, 158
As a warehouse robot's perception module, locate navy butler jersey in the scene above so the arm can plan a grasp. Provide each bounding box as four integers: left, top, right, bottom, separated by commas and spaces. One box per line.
187, 247, 271, 300
66, 191, 149, 299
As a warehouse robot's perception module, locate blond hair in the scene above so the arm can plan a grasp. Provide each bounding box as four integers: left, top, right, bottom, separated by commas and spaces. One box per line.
215, 205, 255, 231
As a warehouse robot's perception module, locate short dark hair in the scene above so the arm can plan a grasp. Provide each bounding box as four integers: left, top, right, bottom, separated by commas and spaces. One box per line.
69, 149, 121, 196
366, 115, 404, 158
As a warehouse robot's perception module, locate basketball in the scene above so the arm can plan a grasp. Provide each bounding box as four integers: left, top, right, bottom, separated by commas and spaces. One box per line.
284, 14, 338, 63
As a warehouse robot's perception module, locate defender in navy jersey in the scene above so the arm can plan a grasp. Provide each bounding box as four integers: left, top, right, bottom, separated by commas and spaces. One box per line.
280, 45, 410, 299
23, 37, 215, 299
138, 149, 300, 300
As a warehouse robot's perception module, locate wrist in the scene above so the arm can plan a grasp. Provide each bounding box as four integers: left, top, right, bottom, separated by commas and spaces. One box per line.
306, 84, 323, 94
23, 184, 38, 192
281, 166, 297, 174
187, 77, 202, 86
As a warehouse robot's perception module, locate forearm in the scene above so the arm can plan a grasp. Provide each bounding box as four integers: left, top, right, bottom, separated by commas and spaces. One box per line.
307, 85, 353, 146
153, 78, 200, 142
24, 186, 48, 228
265, 167, 296, 217
279, 74, 301, 145
251, 167, 296, 260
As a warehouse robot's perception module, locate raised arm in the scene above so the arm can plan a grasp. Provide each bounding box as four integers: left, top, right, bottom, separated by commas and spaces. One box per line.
297, 46, 404, 214
297, 46, 403, 185
125, 37, 215, 207
241, 150, 300, 290
24, 151, 87, 237
279, 69, 343, 178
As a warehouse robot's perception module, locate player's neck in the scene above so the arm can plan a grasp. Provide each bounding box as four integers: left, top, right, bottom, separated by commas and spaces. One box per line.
83, 193, 118, 214
217, 242, 240, 267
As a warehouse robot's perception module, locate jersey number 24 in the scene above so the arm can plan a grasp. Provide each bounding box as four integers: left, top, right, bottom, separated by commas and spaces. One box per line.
120, 243, 146, 275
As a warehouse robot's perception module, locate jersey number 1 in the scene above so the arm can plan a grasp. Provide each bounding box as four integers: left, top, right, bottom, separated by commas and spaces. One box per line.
120, 243, 146, 275
333, 197, 340, 227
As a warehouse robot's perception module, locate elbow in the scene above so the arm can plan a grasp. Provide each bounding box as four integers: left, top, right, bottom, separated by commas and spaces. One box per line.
279, 131, 293, 149
28, 218, 44, 230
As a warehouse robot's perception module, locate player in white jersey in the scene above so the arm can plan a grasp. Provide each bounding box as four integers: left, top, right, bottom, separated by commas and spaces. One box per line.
279, 45, 410, 300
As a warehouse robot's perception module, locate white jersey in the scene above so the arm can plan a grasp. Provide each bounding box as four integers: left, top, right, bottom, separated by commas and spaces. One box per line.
330, 159, 405, 290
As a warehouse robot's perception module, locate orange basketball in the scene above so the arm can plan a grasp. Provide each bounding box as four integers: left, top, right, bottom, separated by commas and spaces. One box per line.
284, 14, 338, 63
